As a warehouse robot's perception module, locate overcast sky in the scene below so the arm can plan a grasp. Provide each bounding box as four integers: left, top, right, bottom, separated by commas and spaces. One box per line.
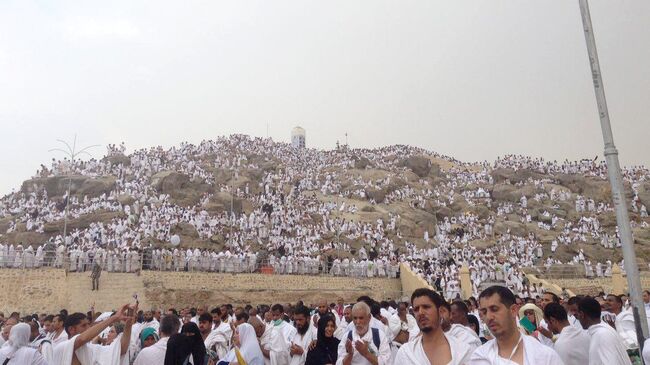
1, 0, 649, 196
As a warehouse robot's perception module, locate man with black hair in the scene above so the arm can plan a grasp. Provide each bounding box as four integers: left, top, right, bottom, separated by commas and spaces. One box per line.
388, 302, 418, 347
205, 307, 231, 359
290, 305, 316, 365
140, 309, 159, 333
537, 292, 560, 347
53, 303, 137, 365
543, 302, 589, 365
369, 301, 393, 344
198, 312, 213, 341
264, 303, 297, 365
605, 294, 637, 349
48, 313, 68, 346
234, 311, 250, 327
469, 285, 562, 365
575, 296, 631, 365
42, 315, 54, 337
335, 306, 353, 341
565, 296, 584, 329
394, 288, 473, 364
134, 314, 180, 365
449, 300, 482, 352
189, 307, 198, 324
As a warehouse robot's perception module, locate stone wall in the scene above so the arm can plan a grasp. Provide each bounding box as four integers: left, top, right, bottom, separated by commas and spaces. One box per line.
0, 269, 69, 314
399, 263, 434, 299
530, 273, 650, 296
0, 269, 401, 314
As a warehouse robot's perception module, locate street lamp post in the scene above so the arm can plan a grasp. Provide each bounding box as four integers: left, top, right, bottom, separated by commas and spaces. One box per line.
578, 0, 649, 349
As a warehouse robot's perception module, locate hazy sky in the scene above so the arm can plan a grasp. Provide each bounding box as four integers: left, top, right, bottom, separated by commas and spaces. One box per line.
1, 0, 649, 196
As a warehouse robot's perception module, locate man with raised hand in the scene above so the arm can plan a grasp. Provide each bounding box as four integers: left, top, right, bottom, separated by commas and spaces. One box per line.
53, 303, 137, 365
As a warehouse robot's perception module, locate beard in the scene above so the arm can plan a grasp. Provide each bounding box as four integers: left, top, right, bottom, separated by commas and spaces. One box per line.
420, 326, 433, 333
297, 324, 309, 335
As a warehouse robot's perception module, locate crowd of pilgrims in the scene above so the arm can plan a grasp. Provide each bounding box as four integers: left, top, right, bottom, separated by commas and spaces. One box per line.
2, 285, 650, 364
0, 135, 649, 299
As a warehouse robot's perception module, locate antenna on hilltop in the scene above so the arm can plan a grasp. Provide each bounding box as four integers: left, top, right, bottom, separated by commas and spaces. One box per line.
49, 135, 99, 273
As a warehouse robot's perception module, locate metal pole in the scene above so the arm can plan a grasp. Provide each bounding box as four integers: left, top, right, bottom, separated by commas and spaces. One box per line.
578, 0, 649, 349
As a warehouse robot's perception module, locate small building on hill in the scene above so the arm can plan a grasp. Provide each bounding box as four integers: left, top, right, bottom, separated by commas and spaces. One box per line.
291, 126, 306, 148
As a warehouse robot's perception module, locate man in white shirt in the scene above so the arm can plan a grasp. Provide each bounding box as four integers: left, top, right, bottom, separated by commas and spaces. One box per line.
469, 285, 563, 365
564, 297, 584, 330
336, 301, 391, 365
536, 292, 560, 348
335, 306, 352, 340
290, 305, 317, 365
263, 304, 297, 365
140, 310, 160, 333
388, 302, 418, 347
313, 299, 339, 328
605, 294, 638, 349
543, 302, 589, 365
206, 308, 232, 359
134, 314, 180, 365
448, 300, 482, 353
576, 297, 632, 365
47, 314, 68, 346
394, 288, 473, 365
52, 303, 136, 365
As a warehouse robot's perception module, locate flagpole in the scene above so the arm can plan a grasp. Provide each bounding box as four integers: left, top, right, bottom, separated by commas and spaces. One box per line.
578, 0, 649, 350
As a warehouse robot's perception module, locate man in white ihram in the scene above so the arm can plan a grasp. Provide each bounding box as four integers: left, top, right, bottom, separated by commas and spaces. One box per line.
133, 314, 180, 365
336, 301, 391, 365
394, 288, 473, 365
469, 285, 563, 365
575, 297, 631, 365
263, 304, 297, 365
542, 302, 589, 365
53, 303, 136, 365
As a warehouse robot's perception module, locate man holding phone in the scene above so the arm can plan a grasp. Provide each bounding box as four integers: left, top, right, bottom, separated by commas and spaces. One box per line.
52, 302, 138, 365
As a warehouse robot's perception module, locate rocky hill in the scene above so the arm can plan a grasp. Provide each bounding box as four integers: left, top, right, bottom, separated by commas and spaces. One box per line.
1, 135, 649, 271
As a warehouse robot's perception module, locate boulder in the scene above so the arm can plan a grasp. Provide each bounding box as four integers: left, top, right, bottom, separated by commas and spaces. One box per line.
400, 156, 431, 178
151, 171, 211, 207
555, 174, 618, 202
366, 188, 387, 203
21, 175, 116, 198
639, 182, 650, 208
491, 184, 535, 203
210, 192, 243, 215
170, 222, 199, 239
491, 168, 545, 184
354, 156, 373, 170
151, 171, 190, 193
117, 194, 135, 206
494, 221, 527, 236
468, 205, 491, 220
42, 210, 123, 234
434, 206, 453, 221
101, 153, 131, 166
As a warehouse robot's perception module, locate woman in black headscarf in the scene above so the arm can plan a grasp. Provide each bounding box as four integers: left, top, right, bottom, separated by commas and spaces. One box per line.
164, 322, 207, 365
305, 314, 340, 365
